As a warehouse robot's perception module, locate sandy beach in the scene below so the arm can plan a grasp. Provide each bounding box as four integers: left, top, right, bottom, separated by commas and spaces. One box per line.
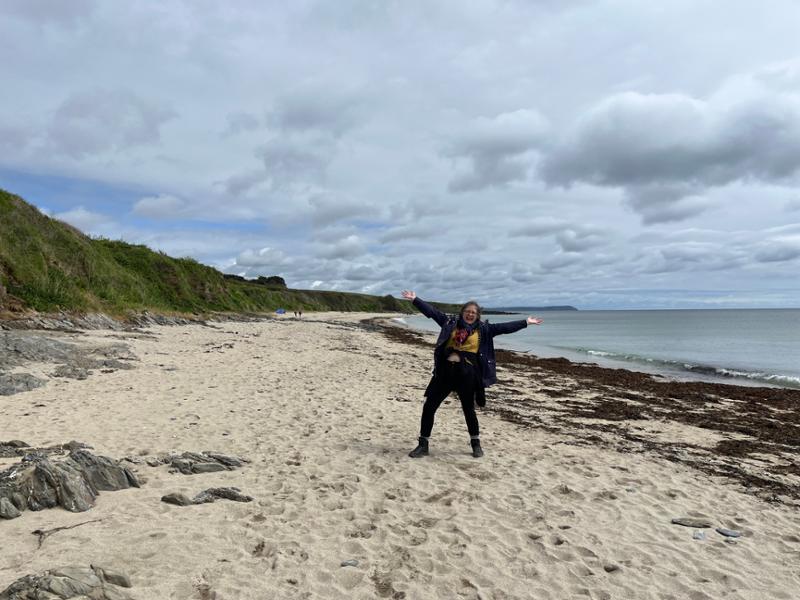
1, 313, 799, 599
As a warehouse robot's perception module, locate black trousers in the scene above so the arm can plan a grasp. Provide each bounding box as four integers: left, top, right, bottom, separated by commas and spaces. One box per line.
420, 361, 479, 438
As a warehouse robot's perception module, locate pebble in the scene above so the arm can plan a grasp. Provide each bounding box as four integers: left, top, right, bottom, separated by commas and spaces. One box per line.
603, 564, 620, 573
341, 559, 359, 567
671, 517, 713, 529
716, 528, 742, 538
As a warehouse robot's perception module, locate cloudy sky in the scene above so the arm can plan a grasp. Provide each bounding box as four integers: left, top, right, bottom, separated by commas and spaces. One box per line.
2, 1, 800, 309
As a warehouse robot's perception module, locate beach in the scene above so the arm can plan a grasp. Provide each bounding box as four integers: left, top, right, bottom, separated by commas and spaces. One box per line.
1, 313, 799, 599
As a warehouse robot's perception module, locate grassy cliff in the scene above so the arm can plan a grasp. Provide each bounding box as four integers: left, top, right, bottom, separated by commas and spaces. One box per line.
0, 189, 412, 316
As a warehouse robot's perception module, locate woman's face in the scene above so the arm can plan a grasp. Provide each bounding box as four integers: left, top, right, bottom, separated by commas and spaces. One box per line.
462, 304, 479, 324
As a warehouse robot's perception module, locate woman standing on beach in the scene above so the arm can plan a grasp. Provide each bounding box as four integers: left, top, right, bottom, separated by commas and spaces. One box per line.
401, 290, 542, 458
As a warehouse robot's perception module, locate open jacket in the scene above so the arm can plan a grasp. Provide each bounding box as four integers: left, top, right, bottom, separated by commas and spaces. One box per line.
412, 297, 528, 389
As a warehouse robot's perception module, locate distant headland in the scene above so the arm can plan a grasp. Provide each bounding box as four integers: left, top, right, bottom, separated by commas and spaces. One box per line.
485, 306, 578, 314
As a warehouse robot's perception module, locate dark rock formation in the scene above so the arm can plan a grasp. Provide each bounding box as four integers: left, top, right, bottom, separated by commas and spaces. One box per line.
0, 565, 133, 599
142, 451, 249, 475
0, 449, 139, 519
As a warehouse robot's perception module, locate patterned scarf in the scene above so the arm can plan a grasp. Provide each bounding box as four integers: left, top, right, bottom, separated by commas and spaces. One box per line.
453, 316, 478, 345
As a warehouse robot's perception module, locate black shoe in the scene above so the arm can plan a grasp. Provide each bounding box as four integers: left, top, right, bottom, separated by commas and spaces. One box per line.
409, 437, 429, 458
471, 439, 484, 458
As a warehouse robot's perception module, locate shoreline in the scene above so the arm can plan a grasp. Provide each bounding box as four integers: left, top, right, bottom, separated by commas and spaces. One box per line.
378, 320, 800, 506
397, 313, 800, 390
2, 313, 799, 598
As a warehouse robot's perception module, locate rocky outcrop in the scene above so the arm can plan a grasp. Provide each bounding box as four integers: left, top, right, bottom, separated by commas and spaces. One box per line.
0, 565, 133, 599
138, 450, 249, 474
0, 449, 139, 519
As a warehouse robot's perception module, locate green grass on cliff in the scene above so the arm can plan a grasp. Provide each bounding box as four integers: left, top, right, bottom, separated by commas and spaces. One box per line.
0, 189, 413, 316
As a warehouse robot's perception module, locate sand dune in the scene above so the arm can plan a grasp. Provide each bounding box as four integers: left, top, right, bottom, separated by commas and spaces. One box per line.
2, 314, 799, 599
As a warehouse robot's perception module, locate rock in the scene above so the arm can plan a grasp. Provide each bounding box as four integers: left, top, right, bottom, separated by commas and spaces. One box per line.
341, 559, 359, 567
52, 365, 90, 380
603, 564, 621, 573
91, 566, 132, 588
191, 462, 227, 474
0, 440, 31, 458
162, 487, 253, 507
192, 487, 253, 504
0, 497, 21, 519
0, 565, 134, 599
161, 493, 194, 506
671, 517, 713, 529
163, 451, 249, 475
0, 449, 139, 517
715, 528, 742, 538
0, 373, 46, 396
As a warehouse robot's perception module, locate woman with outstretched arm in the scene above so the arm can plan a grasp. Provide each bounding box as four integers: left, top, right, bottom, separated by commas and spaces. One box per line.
401, 290, 542, 458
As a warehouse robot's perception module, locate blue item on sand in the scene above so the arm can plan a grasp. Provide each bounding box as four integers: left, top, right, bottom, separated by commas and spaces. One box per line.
275, 308, 286, 314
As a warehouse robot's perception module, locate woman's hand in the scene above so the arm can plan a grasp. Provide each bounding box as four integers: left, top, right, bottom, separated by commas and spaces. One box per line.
401, 290, 416, 300
527, 316, 543, 325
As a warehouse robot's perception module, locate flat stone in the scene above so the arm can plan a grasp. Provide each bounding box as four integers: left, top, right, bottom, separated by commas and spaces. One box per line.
341, 559, 359, 567
715, 527, 742, 538
671, 517, 713, 529
603, 564, 621, 573
192, 462, 227, 474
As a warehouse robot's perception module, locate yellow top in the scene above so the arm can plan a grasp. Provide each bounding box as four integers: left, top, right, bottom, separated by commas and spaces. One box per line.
446, 328, 479, 354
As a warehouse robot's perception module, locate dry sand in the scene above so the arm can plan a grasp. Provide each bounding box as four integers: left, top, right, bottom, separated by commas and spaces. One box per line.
1, 313, 799, 599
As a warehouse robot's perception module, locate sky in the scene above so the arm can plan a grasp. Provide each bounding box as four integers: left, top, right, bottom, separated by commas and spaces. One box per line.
1, 0, 800, 309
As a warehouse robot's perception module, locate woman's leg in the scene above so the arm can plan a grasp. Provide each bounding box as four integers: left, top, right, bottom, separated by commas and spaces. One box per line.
455, 385, 480, 438
420, 383, 452, 437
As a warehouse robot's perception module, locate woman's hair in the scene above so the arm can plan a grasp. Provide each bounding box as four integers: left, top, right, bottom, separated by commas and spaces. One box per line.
459, 300, 482, 321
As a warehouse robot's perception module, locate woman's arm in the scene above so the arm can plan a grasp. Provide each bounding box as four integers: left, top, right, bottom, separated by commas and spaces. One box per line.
488, 316, 542, 337
401, 290, 449, 327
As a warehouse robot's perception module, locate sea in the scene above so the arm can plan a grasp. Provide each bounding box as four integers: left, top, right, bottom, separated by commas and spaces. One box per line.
400, 308, 800, 389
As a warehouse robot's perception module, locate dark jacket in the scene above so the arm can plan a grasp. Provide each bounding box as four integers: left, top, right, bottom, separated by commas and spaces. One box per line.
412, 297, 528, 388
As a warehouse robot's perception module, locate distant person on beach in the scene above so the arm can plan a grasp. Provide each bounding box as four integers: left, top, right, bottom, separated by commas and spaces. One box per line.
401, 290, 542, 458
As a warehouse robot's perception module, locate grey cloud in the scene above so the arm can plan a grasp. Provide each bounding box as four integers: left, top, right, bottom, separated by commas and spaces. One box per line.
344, 264, 379, 281
1, 0, 94, 26
510, 217, 569, 237
47, 89, 175, 159
308, 195, 376, 227
258, 138, 332, 186
224, 111, 261, 136
379, 224, 437, 243
636, 242, 745, 274
541, 89, 800, 222
53, 206, 113, 233
447, 109, 549, 192
235, 247, 292, 269
784, 199, 800, 212
555, 228, 607, 252
315, 235, 366, 259
540, 253, 581, 271
755, 240, 800, 263
269, 84, 365, 137
132, 194, 187, 219
222, 169, 269, 196
624, 185, 713, 225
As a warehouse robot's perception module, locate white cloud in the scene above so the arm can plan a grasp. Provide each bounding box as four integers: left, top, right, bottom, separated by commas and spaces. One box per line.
132, 194, 186, 219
